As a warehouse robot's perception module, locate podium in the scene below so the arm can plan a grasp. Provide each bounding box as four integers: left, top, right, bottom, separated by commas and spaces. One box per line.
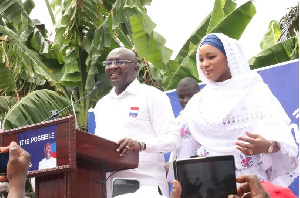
0, 116, 139, 198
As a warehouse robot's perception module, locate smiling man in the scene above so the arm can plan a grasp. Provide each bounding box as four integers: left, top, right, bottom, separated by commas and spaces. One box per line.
38, 142, 56, 170
94, 47, 181, 197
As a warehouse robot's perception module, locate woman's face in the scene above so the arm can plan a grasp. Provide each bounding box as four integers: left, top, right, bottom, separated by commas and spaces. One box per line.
198, 44, 231, 82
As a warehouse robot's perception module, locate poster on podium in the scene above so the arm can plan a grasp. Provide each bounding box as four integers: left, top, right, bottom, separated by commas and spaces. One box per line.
0, 116, 77, 177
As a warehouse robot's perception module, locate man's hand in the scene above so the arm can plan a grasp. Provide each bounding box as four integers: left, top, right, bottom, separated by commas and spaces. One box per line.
228, 175, 270, 198
170, 180, 182, 198
7, 142, 31, 186
116, 138, 140, 157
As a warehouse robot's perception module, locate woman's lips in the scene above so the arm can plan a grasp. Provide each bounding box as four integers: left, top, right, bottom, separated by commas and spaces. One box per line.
203, 70, 212, 75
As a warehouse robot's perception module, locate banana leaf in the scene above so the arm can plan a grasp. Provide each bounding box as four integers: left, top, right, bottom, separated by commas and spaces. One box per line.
260, 20, 281, 50
2, 89, 72, 130
249, 36, 299, 69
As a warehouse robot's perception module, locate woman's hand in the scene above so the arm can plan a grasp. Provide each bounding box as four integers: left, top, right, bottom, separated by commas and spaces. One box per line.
235, 132, 273, 155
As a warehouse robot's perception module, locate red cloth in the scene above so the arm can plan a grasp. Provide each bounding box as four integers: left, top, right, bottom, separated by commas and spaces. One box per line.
261, 181, 296, 198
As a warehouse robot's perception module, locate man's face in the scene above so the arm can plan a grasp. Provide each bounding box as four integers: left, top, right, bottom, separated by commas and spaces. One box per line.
44, 143, 52, 160
104, 48, 138, 94
177, 84, 199, 109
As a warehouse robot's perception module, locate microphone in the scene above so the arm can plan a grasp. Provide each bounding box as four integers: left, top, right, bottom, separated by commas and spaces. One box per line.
71, 86, 79, 128
43, 81, 101, 122
94, 81, 101, 89
74, 81, 101, 104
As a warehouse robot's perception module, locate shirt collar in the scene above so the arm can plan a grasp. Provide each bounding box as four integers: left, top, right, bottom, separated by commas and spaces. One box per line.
108, 79, 140, 98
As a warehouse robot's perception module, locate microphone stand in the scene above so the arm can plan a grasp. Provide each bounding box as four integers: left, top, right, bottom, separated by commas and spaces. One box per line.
71, 88, 79, 129
43, 83, 100, 122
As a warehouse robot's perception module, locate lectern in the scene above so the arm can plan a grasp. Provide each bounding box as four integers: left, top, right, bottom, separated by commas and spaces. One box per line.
0, 116, 139, 198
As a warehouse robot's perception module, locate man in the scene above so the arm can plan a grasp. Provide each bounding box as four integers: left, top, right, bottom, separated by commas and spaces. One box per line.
176, 77, 200, 109
166, 77, 200, 183
38, 142, 56, 170
94, 47, 181, 197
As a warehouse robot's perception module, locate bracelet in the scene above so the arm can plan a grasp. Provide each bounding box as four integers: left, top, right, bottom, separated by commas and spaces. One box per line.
267, 140, 273, 153
139, 142, 146, 151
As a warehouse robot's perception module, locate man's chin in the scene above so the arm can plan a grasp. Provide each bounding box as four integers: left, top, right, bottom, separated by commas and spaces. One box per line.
110, 79, 120, 86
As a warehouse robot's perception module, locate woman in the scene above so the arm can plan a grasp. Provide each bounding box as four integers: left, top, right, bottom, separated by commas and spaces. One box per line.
180, 33, 298, 186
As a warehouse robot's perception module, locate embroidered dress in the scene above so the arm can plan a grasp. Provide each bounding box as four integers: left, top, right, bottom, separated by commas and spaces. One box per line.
167, 111, 199, 182
180, 33, 298, 187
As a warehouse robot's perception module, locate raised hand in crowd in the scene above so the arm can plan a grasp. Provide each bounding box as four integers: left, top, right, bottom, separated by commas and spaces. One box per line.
169, 180, 182, 198
228, 175, 270, 198
0, 141, 31, 198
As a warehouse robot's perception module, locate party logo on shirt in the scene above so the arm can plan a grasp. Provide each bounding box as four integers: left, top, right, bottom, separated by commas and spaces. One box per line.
129, 107, 139, 118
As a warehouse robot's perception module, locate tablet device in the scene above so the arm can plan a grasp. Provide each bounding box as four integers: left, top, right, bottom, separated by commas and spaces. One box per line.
112, 178, 140, 197
174, 155, 237, 198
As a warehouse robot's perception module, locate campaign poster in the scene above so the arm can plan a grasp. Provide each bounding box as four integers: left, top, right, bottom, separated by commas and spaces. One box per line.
17, 124, 57, 171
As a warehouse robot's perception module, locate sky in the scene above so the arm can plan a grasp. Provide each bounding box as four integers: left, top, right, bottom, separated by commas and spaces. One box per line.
30, 0, 299, 59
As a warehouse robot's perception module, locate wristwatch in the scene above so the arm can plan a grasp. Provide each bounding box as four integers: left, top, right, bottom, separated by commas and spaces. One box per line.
267, 140, 273, 153
139, 142, 146, 151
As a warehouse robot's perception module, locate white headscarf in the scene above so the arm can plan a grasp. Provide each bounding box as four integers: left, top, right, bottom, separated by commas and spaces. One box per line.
196, 33, 250, 84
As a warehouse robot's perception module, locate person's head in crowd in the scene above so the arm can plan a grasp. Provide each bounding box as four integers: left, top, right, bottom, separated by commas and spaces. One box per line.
44, 142, 52, 160
196, 33, 250, 84
260, 180, 296, 198
176, 77, 200, 109
103, 47, 139, 95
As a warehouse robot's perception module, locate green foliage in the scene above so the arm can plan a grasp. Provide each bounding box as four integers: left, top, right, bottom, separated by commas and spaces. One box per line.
0, 0, 32, 39
249, 36, 299, 69
260, 20, 281, 50
0, 0, 297, 133
0, 25, 63, 92
2, 89, 71, 130
0, 57, 16, 93
23, 0, 35, 15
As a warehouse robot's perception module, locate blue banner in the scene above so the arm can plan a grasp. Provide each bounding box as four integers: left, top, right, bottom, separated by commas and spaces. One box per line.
18, 124, 57, 171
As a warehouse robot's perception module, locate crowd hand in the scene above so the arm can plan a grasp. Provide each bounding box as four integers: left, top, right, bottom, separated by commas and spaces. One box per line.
116, 138, 140, 157
0, 142, 31, 188
235, 131, 270, 156
170, 180, 182, 198
228, 175, 270, 198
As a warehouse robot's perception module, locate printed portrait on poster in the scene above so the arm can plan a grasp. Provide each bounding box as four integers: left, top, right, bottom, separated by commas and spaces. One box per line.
17, 124, 57, 171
